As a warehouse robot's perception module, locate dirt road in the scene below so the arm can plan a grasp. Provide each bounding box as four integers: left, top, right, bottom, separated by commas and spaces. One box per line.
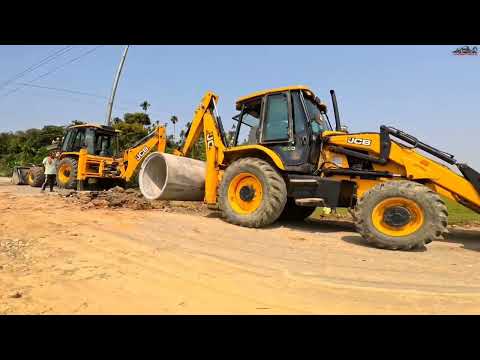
1, 177, 480, 314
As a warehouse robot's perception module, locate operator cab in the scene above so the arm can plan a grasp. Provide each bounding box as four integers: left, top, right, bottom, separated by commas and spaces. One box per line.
232, 86, 333, 173
61, 124, 121, 157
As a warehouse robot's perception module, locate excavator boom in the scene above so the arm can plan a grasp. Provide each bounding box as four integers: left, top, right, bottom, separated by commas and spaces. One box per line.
173, 91, 227, 204
122, 126, 167, 181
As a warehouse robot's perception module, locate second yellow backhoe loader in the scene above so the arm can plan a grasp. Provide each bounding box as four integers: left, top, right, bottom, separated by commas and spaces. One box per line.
137, 86, 480, 251
19, 123, 167, 190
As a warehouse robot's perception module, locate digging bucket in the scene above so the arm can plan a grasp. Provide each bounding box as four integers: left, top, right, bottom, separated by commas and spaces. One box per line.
138, 152, 206, 201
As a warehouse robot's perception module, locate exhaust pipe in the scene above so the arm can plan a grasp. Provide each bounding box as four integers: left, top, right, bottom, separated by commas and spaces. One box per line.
329, 89, 342, 132
139, 152, 206, 201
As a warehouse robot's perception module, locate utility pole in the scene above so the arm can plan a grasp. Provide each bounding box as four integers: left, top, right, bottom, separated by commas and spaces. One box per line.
105, 45, 130, 126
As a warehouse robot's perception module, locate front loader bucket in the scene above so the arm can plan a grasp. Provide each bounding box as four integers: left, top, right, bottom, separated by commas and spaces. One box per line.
457, 164, 480, 213
11, 166, 32, 185
458, 164, 480, 194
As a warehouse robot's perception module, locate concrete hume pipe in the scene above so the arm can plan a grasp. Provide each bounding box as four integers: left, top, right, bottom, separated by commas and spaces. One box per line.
139, 152, 206, 201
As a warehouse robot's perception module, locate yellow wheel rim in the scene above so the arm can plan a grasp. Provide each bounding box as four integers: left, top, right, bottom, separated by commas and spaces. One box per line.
58, 163, 72, 184
227, 172, 263, 215
28, 173, 33, 184
371, 197, 424, 237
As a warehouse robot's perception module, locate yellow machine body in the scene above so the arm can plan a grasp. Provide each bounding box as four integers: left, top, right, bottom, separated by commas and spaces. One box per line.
169, 88, 480, 214
322, 132, 480, 209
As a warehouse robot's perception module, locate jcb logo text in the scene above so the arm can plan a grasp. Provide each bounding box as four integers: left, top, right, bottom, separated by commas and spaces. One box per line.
206, 133, 215, 149
347, 137, 372, 146
135, 146, 149, 161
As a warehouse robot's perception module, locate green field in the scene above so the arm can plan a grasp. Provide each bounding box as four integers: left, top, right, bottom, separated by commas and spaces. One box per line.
311, 197, 480, 226
442, 198, 480, 225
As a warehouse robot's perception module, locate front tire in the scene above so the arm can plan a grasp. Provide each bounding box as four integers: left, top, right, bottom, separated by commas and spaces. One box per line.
354, 180, 448, 250
218, 157, 287, 228
56, 157, 78, 189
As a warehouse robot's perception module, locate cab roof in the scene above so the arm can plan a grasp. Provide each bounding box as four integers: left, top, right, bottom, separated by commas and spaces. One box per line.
236, 85, 316, 109
68, 123, 120, 133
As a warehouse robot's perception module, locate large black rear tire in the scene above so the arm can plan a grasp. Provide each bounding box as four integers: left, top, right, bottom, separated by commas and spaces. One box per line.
56, 157, 78, 189
27, 166, 45, 187
218, 157, 287, 228
354, 180, 448, 250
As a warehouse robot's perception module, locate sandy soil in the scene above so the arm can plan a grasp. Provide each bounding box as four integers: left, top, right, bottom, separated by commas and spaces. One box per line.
1, 177, 480, 314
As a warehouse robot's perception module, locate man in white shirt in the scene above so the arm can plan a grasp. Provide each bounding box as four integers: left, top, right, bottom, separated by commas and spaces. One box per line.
41, 152, 58, 192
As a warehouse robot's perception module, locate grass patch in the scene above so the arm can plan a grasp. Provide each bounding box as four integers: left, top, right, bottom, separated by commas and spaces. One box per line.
442, 198, 480, 225
310, 198, 480, 226
311, 207, 351, 220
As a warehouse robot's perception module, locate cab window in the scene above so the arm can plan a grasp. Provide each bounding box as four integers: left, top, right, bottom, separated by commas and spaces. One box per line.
234, 99, 261, 146
262, 93, 289, 142
95, 133, 115, 157
291, 91, 306, 133
71, 128, 86, 151
61, 129, 74, 152
303, 94, 332, 134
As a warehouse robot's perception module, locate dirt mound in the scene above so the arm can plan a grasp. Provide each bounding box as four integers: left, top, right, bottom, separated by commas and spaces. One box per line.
56, 187, 210, 215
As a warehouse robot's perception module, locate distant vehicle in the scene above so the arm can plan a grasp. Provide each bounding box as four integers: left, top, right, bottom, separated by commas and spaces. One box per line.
452, 46, 478, 56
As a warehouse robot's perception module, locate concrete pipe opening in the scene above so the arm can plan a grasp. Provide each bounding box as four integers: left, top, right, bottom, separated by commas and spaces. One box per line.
139, 152, 206, 201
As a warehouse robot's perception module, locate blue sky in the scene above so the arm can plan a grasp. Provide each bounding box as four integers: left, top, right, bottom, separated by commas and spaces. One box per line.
0, 45, 478, 168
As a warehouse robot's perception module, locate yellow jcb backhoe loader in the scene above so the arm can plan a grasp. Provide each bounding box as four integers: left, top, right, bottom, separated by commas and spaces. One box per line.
20, 123, 167, 190
138, 86, 480, 250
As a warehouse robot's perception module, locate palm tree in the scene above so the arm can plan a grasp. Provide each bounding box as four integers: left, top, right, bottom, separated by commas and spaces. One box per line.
140, 101, 151, 113
170, 115, 178, 141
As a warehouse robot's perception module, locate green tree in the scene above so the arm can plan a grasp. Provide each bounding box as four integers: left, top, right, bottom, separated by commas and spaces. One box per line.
191, 134, 206, 161
140, 100, 151, 113
174, 121, 205, 161
124, 112, 151, 126
113, 113, 149, 149
71, 120, 86, 126
0, 125, 65, 176
170, 115, 178, 142
225, 123, 236, 146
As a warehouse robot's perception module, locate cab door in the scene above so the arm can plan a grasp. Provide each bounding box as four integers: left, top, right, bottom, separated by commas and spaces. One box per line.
301, 91, 331, 167
259, 91, 313, 172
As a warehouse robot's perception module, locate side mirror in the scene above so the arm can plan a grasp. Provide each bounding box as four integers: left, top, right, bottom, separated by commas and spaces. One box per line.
340, 125, 349, 133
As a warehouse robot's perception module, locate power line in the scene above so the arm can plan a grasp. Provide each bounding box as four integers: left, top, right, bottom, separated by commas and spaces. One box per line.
0, 46, 74, 92
6, 81, 170, 119
13, 82, 107, 99
1, 45, 172, 121
0, 46, 104, 100
5, 82, 169, 121
28, 46, 104, 83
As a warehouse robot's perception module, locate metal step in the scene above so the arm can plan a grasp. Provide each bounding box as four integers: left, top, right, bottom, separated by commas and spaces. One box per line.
295, 198, 325, 207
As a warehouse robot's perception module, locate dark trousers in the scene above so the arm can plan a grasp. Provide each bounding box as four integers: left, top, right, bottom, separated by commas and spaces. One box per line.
42, 174, 56, 192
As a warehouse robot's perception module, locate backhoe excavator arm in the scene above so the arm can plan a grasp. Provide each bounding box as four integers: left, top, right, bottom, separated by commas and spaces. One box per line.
173, 91, 227, 205
122, 126, 167, 181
